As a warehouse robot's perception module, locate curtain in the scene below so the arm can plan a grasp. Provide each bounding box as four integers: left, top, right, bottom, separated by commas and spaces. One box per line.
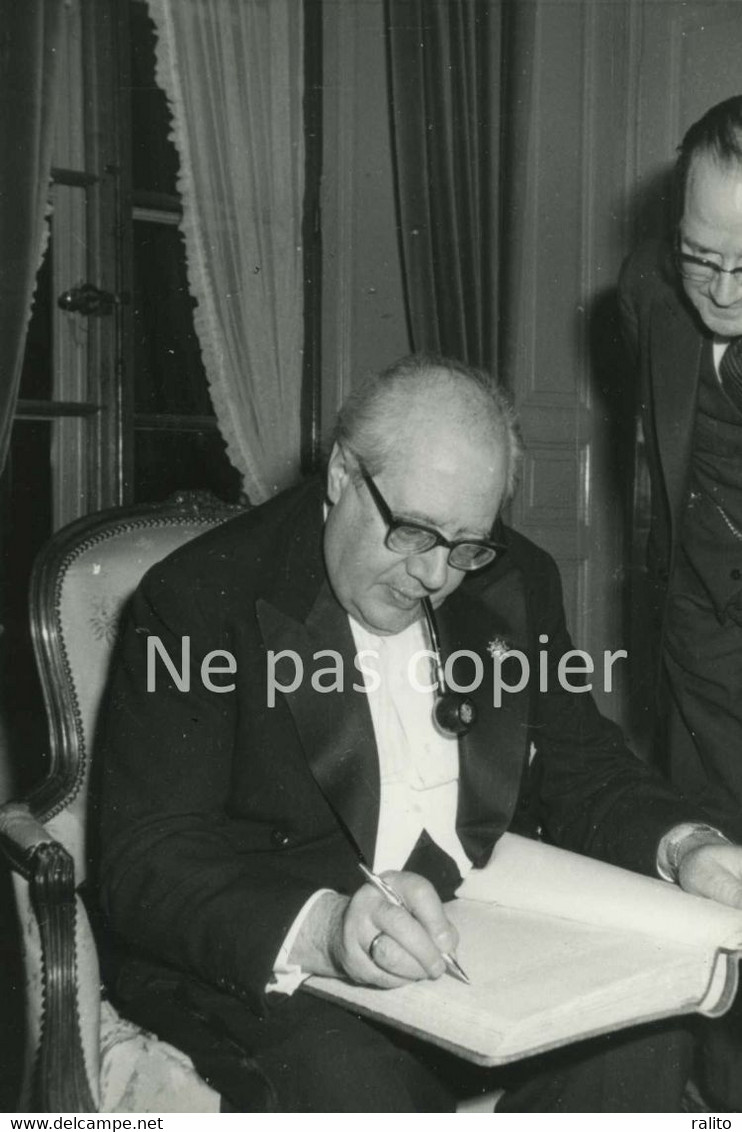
0, 0, 63, 475
497, 0, 537, 394
148, 0, 304, 503
384, 0, 498, 370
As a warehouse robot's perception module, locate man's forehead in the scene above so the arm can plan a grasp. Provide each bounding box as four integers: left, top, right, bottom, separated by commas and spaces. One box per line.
389, 388, 502, 449
394, 375, 485, 425
685, 154, 742, 214
384, 417, 502, 471
380, 434, 505, 534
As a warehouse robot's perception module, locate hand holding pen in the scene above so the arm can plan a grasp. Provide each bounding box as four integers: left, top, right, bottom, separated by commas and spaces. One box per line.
306, 863, 466, 989
358, 862, 470, 985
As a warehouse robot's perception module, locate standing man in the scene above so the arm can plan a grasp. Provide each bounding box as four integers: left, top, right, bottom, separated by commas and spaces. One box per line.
99, 354, 742, 1111
620, 96, 742, 823
620, 95, 742, 1106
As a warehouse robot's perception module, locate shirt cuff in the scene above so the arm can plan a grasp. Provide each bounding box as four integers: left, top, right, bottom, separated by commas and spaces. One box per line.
266, 888, 336, 996
657, 823, 731, 884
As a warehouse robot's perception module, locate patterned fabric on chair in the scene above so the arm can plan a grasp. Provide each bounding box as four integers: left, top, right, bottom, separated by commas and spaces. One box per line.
0, 492, 248, 1112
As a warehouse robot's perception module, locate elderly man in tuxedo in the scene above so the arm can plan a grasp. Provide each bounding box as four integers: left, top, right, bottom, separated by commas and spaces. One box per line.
620, 94, 742, 1111
99, 353, 742, 1112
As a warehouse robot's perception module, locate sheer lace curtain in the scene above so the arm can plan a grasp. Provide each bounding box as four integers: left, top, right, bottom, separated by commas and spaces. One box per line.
147, 0, 305, 503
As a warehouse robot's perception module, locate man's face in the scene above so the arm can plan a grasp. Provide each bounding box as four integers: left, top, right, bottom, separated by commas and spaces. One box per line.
323, 427, 507, 635
680, 155, 742, 338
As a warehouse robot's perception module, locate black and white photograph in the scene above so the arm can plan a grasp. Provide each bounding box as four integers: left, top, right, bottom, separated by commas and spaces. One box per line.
3, 0, 742, 1119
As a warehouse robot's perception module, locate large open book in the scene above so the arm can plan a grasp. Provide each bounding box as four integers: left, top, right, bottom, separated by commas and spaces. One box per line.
304, 834, 742, 1066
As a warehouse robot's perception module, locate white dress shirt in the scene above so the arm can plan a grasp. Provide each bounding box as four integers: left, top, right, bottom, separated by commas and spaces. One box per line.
350, 616, 472, 876
714, 337, 731, 375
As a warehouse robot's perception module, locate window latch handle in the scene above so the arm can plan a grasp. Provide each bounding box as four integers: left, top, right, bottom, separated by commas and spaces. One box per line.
57, 283, 121, 316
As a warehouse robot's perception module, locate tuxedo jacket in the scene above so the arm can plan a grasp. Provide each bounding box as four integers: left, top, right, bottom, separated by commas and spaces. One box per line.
98, 476, 702, 1012
618, 238, 708, 588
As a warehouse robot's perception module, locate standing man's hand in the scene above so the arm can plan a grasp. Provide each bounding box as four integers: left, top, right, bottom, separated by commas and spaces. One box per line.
290, 871, 459, 988
677, 842, 742, 909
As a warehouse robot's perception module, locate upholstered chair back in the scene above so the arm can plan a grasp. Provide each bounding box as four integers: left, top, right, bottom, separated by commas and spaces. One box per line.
35, 494, 244, 876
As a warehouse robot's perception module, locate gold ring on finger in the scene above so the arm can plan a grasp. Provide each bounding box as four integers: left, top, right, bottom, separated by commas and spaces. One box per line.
368, 931, 385, 963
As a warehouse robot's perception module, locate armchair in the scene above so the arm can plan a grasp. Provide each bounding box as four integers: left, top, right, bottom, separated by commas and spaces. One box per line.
0, 492, 248, 1112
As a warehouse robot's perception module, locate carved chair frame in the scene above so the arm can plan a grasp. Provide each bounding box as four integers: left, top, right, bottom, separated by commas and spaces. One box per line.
0, 491, 246, 1111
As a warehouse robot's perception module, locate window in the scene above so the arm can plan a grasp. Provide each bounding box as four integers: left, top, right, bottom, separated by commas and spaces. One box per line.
0, 0, 240, 792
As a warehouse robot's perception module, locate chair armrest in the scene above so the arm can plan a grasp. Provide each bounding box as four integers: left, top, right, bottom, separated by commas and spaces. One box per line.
0, 802, 57, 877
1, 802, 96, 1111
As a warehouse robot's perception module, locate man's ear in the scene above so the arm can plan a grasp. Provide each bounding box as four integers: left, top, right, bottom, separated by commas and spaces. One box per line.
326, 442, 351, 504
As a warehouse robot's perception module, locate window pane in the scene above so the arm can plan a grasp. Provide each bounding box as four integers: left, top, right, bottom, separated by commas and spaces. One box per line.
0, 422, 53, 795
130, 1, 179, 196
133, 221, 213, 414
133, 428, 242, 504
19, 245, 53, 401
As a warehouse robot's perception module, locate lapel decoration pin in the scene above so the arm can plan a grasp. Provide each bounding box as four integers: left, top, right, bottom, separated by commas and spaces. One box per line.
487, 636, 511, 661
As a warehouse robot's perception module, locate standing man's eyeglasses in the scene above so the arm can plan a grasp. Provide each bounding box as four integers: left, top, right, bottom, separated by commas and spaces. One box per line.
355, 458, 506, 571
675, 237, 742, 285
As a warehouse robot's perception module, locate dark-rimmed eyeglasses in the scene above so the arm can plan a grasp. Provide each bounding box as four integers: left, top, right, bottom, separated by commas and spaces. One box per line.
356, 460, 506, 571
675, 238, 742, 285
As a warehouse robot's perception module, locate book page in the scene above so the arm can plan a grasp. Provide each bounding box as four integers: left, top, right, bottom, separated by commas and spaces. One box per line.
306, 897, 721, 1066
458, 834, 742, 950
445, 901, 721, 1058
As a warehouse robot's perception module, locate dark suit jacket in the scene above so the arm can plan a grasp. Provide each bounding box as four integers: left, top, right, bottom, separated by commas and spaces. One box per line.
618, 238, 706, 587
98, 476, 703, 1013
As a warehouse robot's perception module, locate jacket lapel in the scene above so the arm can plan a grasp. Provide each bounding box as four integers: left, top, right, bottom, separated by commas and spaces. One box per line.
650, 288, 704, 537
437, 566, 530, 864
255, 491, 380, 863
